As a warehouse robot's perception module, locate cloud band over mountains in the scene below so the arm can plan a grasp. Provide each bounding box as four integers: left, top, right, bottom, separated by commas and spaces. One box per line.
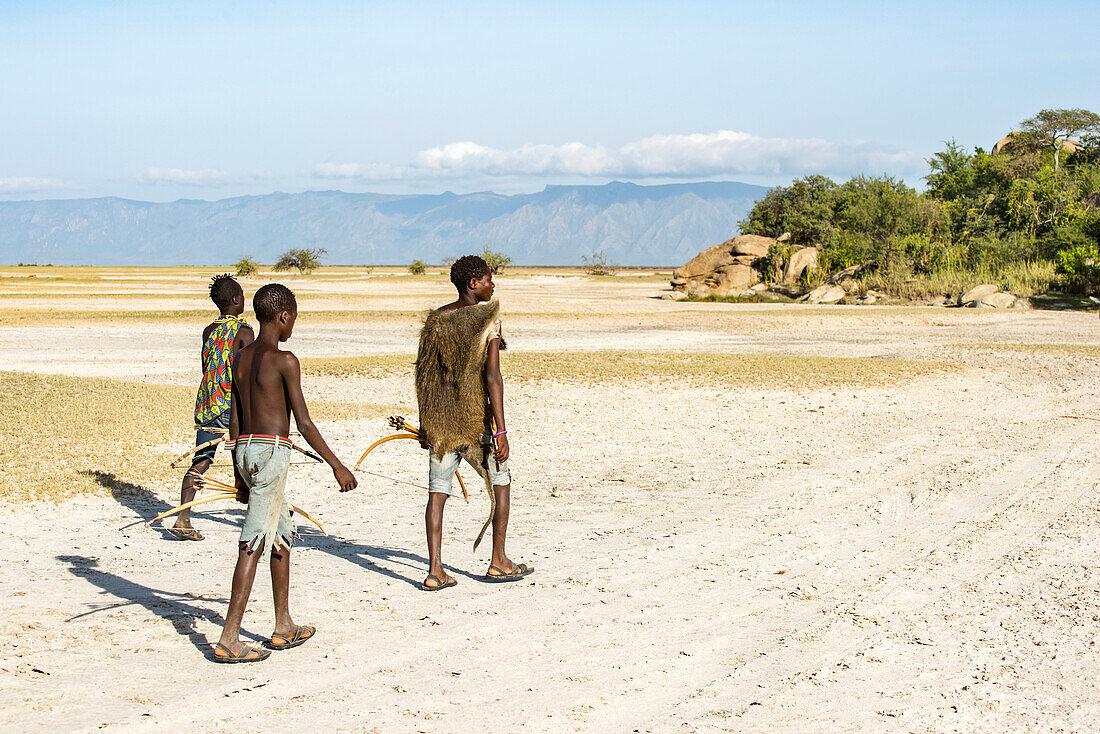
4, 129, 919, 199
316, 130, 921, 183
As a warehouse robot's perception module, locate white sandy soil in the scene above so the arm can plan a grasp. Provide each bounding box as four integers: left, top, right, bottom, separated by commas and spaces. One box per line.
3, 275, 1100, 732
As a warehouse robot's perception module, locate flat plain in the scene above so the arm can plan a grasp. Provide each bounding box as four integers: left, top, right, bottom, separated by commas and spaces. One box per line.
3, 266, 1100, 733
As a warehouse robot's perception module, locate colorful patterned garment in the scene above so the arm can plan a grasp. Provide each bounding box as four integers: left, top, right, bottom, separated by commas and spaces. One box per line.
194, 314, 248, 423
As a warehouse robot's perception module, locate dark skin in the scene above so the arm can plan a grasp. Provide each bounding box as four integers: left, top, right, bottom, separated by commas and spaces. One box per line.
214, 307, 357, 659
175, 283, 254, 534
424, 270, 520, 588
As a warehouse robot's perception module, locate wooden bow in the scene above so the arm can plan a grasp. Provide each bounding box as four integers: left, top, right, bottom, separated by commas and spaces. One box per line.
149, 474, 328, 535
355, 416, 468, 501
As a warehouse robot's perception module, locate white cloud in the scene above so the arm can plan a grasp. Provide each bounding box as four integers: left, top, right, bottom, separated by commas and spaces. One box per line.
140, 167, 232, 186
314, 130, 922, 184
313, 162, 416, 180
0, 176, 64, 194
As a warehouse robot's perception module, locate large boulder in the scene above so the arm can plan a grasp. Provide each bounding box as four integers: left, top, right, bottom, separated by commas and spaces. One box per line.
706, 264, 760, 295
959, 284, 999, 306
673, 242, 739, 280
731, 235, 774, 258
802, 284, 846, 304
783, 247, 819, 283
979, 292, 1016, 309
672, 234, 777, 296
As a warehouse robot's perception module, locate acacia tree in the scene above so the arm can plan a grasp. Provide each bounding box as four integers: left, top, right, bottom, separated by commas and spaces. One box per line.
273, 247, 326, 274
1021, 108, 1100, 171
481, 247, 513, 274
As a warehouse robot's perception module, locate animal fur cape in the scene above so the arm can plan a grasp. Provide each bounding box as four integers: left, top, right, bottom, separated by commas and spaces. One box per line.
415, 300, 504, 550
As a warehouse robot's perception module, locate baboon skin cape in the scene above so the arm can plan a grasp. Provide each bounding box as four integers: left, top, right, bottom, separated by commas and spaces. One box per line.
415, 300, 502, 549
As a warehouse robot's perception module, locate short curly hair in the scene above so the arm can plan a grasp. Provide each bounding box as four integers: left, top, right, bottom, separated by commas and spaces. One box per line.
449, 255, 490, 294
209, 273, 240, 309
253, 283, 297, 322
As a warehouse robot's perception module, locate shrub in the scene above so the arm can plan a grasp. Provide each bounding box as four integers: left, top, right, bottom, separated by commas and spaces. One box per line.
757, 241, 791, 283
273, 248, 326, 274
582, 251, 617, 276
408, 260, 427, 275
1055, 243, 1100, 294
481, 247, 513, 274
234, 256, 260, 277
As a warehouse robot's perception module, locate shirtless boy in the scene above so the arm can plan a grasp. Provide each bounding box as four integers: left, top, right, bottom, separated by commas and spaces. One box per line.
171, 274, 254, 541
213, 283, 357, 663
416, 255, 533, 591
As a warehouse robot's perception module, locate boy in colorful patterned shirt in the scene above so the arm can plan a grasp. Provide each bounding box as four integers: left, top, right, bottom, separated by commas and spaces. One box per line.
169, 274, 254, 540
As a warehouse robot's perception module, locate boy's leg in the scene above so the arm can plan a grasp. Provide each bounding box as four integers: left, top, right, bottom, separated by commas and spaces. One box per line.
173, 413, 226, 537
424, 449, 462, 588
268, 544, 314, 645
174, 457, 211, 531
483, 459, 532, 579
267, 496, 313, 647
489, 482, 513, 571
424, 492, 452, 586
216, 541, 264, 656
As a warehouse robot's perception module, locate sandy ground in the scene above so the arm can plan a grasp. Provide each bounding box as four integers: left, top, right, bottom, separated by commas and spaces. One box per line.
4, 272, 1100, 732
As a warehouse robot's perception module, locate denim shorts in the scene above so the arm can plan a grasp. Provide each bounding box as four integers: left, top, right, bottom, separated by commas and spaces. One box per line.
428, 449, 511, 497
234, 435, 295, 554
193, 410, 230, 465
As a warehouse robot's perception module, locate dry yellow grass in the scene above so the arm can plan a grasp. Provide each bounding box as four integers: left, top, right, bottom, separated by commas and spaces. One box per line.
0, 371, 391, 503
961, 343, 1100, 356
303, 350, 952, 386
0, 308, 422, 327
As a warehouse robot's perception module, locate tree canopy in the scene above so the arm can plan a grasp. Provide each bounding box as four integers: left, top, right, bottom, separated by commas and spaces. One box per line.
738, 108, 1100, 295
1021, 108, 1100, 171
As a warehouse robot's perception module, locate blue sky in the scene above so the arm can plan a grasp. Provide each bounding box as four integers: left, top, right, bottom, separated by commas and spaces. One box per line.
1, 0, 1097, 201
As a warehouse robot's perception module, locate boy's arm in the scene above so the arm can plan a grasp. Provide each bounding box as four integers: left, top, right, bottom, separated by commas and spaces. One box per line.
279, 352, 358, 492
232, 324, 255, 352
484, 335, 509, 463
228, 355, 247, 502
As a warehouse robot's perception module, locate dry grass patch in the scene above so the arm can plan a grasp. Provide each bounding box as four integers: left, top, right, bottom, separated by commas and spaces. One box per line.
0, 308, 421, 327
304, 350, 952, 386
0, 371, 389, 503
960, 343, 1100, 356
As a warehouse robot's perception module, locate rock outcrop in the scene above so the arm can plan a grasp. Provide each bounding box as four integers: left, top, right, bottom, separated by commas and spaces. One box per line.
992, 130, 1080, 156
958, 284, 1019, 309
783, 247, 819, 283
958, 284, 999, 306
801, 285, 846, 305
671, 234, 818, 298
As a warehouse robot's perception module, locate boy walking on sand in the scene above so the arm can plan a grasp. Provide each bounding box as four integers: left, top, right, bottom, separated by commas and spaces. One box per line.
213, 283, 357, 663
170, 274, 254, 541
415, 255, 533, 591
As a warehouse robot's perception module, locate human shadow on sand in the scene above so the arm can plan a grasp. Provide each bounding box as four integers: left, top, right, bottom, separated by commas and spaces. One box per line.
300, 534, 483, 589
85, 470, 244, 535
57, 554, 262, 659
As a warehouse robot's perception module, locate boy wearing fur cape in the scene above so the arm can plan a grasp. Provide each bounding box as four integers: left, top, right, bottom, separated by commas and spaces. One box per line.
415, 255, 534, 591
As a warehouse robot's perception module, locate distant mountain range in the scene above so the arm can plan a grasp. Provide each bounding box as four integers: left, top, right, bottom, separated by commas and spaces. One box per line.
0, 180, 768, 266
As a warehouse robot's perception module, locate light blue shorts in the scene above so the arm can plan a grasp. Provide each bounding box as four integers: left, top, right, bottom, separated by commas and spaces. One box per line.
234, 435, 295, 554
428, 449, 511, 497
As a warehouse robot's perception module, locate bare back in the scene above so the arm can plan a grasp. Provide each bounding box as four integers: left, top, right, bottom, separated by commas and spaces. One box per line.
232, 341, 293, 437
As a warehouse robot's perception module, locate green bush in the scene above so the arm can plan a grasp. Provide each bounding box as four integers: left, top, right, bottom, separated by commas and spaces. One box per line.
234, 256, 260, 277
819, 234, 871, 272
757, 241, 791, 283
1055, 243, 1100, 294
408, 260, 427, 275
